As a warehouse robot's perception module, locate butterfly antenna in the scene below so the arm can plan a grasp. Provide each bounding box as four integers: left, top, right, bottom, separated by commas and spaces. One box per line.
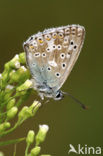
62, 91, 88, 110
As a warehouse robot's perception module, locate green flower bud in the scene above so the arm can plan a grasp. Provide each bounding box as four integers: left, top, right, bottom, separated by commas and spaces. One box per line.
18, 101, 41, 125
6, 98, 16, 110
4, 93, 12, 101
0, 122, 11, 132
16, 79, 33, 92
15, 90, 27, 97
7, 106, 18, 120
4, 62, 10, 70
18, 106, 28, 118
9, 67, 30, 84
29, 101, 41, 116
9, 70, 20, 83
4, 85, 14, 100
0, 124, 4, 132
9, 54, 20, 69
2, 71, 9, 84
30, 146, 41, 156
14, 61, 20, 69
26, 130, 35, 144
18, 106, 30, 124
4, 122, 11, 129
19, 52, 26, 64
19, 66, 27, 72
36, 125, 49, 146
0, 74, 2, 79
17, 66, 30, 83
9, 70, 16, 77
5, 85, 14, 91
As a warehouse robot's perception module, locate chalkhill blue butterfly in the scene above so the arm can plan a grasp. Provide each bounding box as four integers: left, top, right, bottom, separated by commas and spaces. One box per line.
23, 25, 86, 109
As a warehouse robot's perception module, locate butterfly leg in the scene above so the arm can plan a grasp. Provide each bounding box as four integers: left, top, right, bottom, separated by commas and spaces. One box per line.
39, 92, 45, 100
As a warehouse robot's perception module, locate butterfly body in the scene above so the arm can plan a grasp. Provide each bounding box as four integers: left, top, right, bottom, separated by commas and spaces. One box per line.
23, 25, 85, 100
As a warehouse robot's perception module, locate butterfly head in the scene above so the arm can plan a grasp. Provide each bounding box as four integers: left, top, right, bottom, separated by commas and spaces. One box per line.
54, 90, 64, 100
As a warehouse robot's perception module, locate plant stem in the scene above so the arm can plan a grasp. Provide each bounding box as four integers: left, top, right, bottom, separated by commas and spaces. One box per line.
0, 137, 25, 146
25, 143, 30, 156
0, 123, 18, 138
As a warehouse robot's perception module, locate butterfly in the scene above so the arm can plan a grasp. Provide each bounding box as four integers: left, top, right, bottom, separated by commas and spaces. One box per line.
23, 25, 85, 104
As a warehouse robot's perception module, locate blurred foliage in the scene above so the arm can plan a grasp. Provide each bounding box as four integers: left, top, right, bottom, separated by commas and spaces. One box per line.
0, 53, 50, 156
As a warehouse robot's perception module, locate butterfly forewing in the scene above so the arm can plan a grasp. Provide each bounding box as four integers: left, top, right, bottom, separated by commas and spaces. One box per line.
24, 25, 85, 91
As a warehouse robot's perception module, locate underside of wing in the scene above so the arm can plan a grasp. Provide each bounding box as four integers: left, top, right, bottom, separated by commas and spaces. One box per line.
24, 25, 85, 91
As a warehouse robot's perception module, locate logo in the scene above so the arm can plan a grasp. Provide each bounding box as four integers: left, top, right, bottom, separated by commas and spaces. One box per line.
68, 144, 102, 155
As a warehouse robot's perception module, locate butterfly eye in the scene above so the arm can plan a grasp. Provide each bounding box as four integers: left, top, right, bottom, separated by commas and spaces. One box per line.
65, 27, 70, 34
55, 72, 61, 78
45, 34, 51, 41
60, 53, 65, 59
56, 92, 61, 98
37, 37, 43, 43
52, 33, 57, 39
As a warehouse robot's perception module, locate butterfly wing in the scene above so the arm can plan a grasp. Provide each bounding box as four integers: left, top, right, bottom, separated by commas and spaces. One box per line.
24, 32, 58, 89
52, 25, 85, 90
24, 25, 85, 92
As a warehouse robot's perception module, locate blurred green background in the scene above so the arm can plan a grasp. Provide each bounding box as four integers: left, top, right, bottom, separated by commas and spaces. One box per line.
0, 0, 103, 156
